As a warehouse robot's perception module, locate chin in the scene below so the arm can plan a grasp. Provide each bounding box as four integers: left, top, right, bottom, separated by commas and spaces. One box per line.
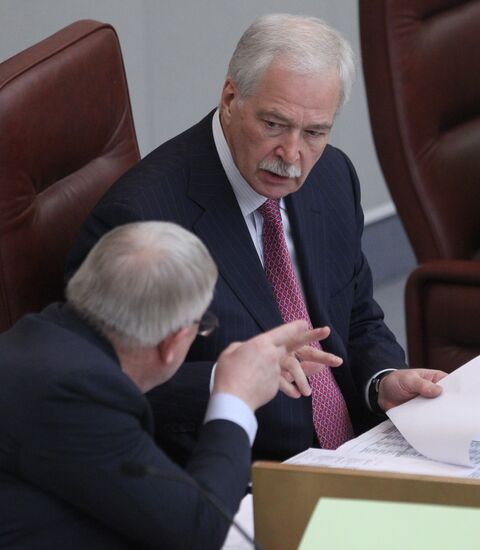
262, 182, 302, 200
266, 189, 290, 200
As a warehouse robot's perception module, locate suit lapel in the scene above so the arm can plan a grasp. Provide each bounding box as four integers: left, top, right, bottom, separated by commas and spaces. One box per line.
286, 179, 328, 327
187, 123, 282, 332
286, 179, 348, 360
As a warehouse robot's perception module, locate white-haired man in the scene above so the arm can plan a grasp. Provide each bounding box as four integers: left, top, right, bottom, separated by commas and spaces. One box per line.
67, 14, 446, 465
0, 221, 323, 549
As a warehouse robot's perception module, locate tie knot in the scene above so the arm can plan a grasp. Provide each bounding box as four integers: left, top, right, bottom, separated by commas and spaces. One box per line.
259, 199, 282, 225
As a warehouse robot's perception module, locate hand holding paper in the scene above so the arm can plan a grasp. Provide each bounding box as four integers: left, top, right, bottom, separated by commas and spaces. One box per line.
378, 368, 447, 411
387, 355, 480, 467
286, 355, 480, 477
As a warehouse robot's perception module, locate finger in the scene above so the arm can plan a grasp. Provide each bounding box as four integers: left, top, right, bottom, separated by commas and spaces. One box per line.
279, 377, 302, 399
301, 361, 326, 376
303, 327, 331, 345
430, 370, 448, 384
281, 370, 294, 383
293, 326, 330, 343
315, 326, 330, 341
265, 320, 309, 349
293, 378, 312, 397
407, 369, 446, 395
415, 368, 448, 383
296, 345, 342, 367
283, 356, 312, 396
413, 377, 443, 398
270, 322, 332, 354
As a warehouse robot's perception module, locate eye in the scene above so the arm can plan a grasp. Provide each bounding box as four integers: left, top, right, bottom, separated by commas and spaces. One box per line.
305, 129, 327, 138
264, 120, 284, 131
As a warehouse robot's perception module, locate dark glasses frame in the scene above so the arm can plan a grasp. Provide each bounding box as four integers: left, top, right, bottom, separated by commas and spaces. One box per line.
194, 310, 219, 337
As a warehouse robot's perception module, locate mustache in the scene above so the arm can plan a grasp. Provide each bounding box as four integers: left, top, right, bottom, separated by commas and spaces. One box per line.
258, 159, 301, 178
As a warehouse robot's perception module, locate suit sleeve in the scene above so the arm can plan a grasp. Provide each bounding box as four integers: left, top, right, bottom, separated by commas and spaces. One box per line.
19, 367, 250, 550
342, 151, 407, 391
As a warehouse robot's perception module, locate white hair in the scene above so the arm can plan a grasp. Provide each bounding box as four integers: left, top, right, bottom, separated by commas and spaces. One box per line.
227, 13, 355, 107
66, 222, 218, 349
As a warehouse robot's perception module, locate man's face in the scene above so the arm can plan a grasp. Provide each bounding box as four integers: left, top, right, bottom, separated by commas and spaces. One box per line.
220, 62, 340, 199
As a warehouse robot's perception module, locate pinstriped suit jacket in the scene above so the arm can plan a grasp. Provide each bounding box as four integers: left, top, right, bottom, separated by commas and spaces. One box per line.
66, 110, 406, 464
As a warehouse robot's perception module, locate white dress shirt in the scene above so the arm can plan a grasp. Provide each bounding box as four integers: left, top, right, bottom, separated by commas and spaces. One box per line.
212, 109, 305, 292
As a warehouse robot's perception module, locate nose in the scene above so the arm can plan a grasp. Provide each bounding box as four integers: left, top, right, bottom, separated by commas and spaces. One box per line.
274, 131, 301, 165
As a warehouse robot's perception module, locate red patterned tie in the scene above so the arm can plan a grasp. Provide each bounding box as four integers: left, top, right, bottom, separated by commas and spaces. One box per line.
259, 199, 353, 449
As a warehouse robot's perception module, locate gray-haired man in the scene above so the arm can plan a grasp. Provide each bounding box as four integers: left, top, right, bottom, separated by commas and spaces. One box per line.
0, 221, 321, 549
67, 13, 446, 466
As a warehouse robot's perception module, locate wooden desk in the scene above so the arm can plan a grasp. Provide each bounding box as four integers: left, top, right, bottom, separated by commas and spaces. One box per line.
252, 461, 480, 550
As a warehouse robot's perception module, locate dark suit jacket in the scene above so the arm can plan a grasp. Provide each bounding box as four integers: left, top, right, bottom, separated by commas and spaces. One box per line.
66, 110, 407, 464
0, 304, 250, 549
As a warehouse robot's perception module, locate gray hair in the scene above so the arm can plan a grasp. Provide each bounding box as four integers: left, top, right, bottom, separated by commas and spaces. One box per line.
66, 222, 218, 349
227, 13, 355, 107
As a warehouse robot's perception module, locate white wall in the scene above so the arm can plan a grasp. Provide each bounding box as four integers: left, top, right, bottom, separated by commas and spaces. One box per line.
0, 0, 394, 218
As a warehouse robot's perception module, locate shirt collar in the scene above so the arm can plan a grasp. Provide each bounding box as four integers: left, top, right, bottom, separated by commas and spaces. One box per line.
212, 109, 267, 217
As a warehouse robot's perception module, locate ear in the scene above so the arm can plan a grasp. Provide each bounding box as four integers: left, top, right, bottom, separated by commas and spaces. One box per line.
157, 326, 193, 365
220, 78, 238, 125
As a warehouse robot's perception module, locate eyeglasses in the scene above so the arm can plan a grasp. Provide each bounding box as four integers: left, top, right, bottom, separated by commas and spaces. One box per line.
194, 310, 219, 337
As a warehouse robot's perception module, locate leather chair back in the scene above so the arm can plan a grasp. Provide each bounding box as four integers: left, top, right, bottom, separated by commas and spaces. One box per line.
360, 0, 480, 263
360, 0, 480, 372
0, 20, 140, 331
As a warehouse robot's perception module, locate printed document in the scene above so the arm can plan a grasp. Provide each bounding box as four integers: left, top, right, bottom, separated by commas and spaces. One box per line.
285, 355, 480, 479
387, 355, 480, 467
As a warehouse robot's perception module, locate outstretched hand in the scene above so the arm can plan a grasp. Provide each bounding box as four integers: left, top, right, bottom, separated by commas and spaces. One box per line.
214, 320, 332, 411
378, 368, 447, 411
279, 326, 343, 398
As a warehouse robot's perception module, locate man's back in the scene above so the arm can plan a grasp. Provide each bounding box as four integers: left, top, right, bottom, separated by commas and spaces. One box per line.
0, 305, 139, 548
4, 216, 330, 549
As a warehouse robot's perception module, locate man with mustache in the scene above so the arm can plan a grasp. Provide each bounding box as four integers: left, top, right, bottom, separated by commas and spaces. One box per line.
66, 14, 445, 465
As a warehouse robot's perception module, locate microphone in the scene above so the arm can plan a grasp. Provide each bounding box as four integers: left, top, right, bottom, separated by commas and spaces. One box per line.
121, 462, 264, 550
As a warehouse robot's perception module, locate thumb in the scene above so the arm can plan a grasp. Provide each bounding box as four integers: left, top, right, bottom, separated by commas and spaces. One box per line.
416, 377, 443, 398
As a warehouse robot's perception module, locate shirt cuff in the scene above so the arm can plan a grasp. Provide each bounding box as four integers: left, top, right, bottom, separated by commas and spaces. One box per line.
204, 392, 258, 446
365, 368, 397, 412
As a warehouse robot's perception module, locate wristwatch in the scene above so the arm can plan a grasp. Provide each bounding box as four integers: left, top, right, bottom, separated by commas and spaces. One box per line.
368, 370, 393, 413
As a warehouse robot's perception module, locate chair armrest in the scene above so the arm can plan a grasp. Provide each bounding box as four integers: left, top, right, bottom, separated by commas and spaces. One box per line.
406, 260, 480, 372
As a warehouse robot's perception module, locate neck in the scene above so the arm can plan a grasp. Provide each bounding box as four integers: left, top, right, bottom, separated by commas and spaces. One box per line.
114, 345, 165, 393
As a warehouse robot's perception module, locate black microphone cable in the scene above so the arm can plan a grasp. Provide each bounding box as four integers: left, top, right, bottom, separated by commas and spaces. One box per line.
121, 462, 264, 550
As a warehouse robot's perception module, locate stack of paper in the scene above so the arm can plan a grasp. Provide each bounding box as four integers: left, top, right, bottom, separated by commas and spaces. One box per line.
286, 355, 480, 478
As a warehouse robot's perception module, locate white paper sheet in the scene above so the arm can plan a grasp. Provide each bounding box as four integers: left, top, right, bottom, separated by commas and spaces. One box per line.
221, 494, 254, 550
285, 420, 480, 479
387, 355, 480, 467
286, 357, 480, 478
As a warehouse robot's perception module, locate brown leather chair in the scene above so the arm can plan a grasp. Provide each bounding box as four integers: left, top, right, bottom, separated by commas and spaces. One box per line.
0, 20, 140, 332
360, 0, 480, 372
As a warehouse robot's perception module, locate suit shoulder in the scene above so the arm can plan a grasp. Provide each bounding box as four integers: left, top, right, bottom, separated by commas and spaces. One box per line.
95, 112, 216, 206
0, 307, 122, 386
301, 144, 362, 219
316, 144, 356, 174
306, 145, 360, 193
0, 310, 140, 440
119, 112, 214, 183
